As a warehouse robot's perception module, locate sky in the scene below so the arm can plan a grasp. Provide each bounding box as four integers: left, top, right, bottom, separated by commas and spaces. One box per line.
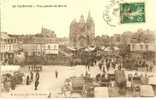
1, 0, 156, 37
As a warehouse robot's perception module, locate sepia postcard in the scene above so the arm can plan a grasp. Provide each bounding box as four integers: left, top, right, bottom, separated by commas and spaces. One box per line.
0, 0, 156, 98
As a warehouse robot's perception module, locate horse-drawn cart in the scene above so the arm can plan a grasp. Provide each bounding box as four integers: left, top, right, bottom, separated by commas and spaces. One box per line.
63, 76, 94, 97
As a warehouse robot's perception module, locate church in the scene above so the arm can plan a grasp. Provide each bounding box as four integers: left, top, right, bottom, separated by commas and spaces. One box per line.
69, 12, 95, 48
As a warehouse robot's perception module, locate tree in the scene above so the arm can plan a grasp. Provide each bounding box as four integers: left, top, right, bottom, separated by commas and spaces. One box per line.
119, 43, 130, 57
93, 35, 111, 47
131, 29, 155, 43
14, 51, 25, 66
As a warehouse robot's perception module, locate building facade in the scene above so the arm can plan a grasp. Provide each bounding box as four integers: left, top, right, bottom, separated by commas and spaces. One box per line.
0, 32, 20, 64
129, 43, 156, 52
22, 36, 59, 56
0, 28, 59, 64
128, 43, 156, 65
69, 12, 95, 48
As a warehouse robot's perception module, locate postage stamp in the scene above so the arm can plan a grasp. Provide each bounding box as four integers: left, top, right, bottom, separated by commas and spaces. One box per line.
120, 2, 145, 23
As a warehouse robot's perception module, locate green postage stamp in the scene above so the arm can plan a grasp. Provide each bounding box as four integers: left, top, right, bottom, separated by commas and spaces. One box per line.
120, 2, 145, 23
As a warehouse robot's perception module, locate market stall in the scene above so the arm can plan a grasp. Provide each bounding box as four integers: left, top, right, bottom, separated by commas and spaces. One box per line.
94, 87, 109, 97
148, 76, 156, 95
63, 76, 94, 97
140, 85, 154, 97
1, 65, 23, 92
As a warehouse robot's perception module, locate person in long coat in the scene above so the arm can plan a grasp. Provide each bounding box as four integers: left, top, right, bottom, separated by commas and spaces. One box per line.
98, 61, 103, 71
30, 71, 34, 82
26, 75, 30, 85
34, 79, 39, 90
11, 76, 16, 90
115, 65, 126, 95
55, 70, 58, 79
35, 71, 40, 81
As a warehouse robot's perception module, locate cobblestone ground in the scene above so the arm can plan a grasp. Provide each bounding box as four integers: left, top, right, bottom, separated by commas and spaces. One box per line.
1, 65, 156, 98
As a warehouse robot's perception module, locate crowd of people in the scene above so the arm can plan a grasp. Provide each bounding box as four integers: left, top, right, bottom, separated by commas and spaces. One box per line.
136, 59, 153, 72
1, 54, 155, 97
93, 57, 155, 96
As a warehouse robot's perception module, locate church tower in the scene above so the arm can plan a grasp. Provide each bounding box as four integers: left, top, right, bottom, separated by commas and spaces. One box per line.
86, 11, 95, 45
79, 15, 85, 24
69, 19, 78, 46
69, 12, 95, 48
79, 15, 86, 35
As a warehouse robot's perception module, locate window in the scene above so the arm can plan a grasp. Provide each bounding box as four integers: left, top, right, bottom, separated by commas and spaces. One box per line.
10, 39, 12, 43
9, 45, 11, 50
145, 45, 148, 50
54, 45, 57, 49
140, 44, 143, 49
132, 44, 135, 50
7, 39, 9, 43
48, 45, 50, 49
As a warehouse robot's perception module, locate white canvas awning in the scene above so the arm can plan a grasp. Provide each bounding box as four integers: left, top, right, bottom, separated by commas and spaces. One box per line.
101, 46, 105, 50
104, 47, 112, 51
140, 85, 154, 97
1, 65, 20, 75
85, 47, 95, 52
67, 47, 77, 51
114, 47, 119, 51
94, 87, 109, 97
